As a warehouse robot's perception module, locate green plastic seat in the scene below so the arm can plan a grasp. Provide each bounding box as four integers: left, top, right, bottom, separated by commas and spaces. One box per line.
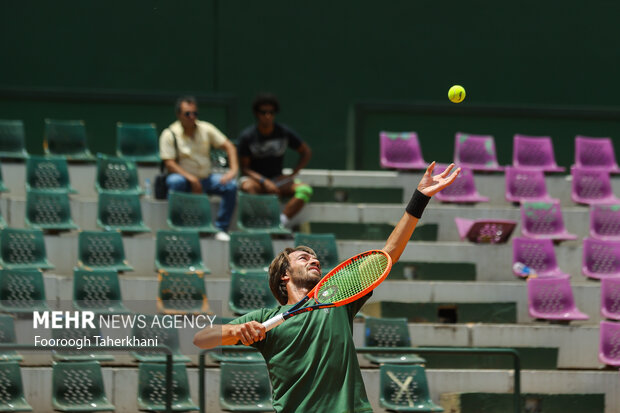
0, 362, 33, 411
155, 230, 209, 273
44, 119, 95, 161
0, 315, 23, 362
293, 233, 339, 273
167, 191, 217, 234
0, 269, 50, 313
364, 316, 425, 365
52, 325, 114, 362
229, 271, 278, 316
116, 122, 161, 163
73, 268, 131, 315
219, 362, 273, 412
157, 270, 209, 315
97, 192, 150, 233
137, 362, 199, 412
0, 228, 54, 270
379, 364, 444, 412
25, 190, 79, 231
0, 120, 28, 159
77, 230, 133, 272
52, 361, 115, 412
237, 193, 291, 235
0, 160, 9, 193
26, 155, 77, 193
95, 154, 142, 194
130, 315, 191, 363
229, 232, 274, 273
0, 207, 7, 229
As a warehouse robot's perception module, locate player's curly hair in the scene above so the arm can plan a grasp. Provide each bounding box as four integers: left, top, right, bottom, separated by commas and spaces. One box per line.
268, 246, 317, 305
252, 93, 280, 114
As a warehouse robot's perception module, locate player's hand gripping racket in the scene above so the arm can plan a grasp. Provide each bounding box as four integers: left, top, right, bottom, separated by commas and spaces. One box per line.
262, 250, 392, 332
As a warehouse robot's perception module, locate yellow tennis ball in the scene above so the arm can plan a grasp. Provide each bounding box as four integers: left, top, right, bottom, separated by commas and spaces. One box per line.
448, 85, 466, 103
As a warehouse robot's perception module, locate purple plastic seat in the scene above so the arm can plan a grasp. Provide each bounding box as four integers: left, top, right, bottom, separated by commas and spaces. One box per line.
601, 277, 620, 321
527, 276, 589, 321
574, 135, 620, 173
590, 204, 620, 241
504, 167, 553, 203
434, 164, 489, 203
453, 132, 504, 171
513, 134, 565, 172
454, 217, 516, 244
380, 131, 427, 170
599, 320, 620, 367
571, 166, 620, 205
582, 237, 620, 280
512, 237, 568, 278
520, 200, 578, 241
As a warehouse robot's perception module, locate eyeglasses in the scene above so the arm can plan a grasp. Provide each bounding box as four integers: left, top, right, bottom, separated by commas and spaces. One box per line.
257, 109, 275, 116
184, 111, 199, 117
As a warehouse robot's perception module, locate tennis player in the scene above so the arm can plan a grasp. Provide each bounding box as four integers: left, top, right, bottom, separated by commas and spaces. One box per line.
194, 162, 460, 412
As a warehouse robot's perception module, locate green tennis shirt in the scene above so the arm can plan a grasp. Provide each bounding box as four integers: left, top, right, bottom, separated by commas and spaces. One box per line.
230, 294, 373, 413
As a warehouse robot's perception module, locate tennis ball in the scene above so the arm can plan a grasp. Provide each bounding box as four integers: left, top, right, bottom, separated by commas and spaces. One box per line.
448, 85, 466, 103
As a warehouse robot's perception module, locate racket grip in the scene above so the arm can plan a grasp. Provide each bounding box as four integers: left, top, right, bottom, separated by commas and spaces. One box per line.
262, 314, 285, 332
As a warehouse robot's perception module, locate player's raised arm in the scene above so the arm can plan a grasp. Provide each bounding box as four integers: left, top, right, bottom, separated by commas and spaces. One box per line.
193, 321, 266, 349
382, 162, 460, 263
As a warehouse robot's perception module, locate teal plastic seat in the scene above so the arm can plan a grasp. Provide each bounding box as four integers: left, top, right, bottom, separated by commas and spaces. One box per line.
155, 230, 209, 273
137, 362, 199, 411
77, 230, 133, 272
364, 316, 425, 365
73, 268, 131, 315
219, 362, 273, 412
379, 364, 444, 412
294, 233, 339, 273
116, 122, 161, 163
0, 120, 28, 159
229, 271, 278, 315
52, 361, 115, 412
0, 269, 50, 313
52, 325, 114, 362
44, 119, 94, 161
0, 315, 23, 362
0, 207, 6, 229
0, 160, 9, 193
25, 190, 79, 231
0, 228, 54, 270
131, 315, 190, 363
0, 362, 33, 411
157, 270, 209, 315
97, 192, 150, 233
26, 155, 77, 193
167, 191, 217, 234
229, 232, 274, 273
237, 193, 291, 235
95, 154, 142, 194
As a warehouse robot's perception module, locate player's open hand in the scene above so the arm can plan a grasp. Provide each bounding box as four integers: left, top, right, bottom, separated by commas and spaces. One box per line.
235, 321, 266, 346
417, 161, 460, 197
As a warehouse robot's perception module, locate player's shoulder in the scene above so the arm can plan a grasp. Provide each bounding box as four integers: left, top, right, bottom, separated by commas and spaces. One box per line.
276, 123, 302, 141
238, 125, 258, 140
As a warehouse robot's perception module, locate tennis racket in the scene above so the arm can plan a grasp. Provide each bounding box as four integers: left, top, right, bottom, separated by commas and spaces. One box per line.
262, 249, 392, 332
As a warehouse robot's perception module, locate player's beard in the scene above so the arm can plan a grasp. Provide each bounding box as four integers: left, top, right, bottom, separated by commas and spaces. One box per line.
289, 266, 321, 291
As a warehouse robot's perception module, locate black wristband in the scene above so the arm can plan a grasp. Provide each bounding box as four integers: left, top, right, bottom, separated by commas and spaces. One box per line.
405, 189, 431, 219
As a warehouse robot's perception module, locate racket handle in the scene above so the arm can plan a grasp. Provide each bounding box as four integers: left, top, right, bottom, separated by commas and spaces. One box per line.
262, 314, 285, 332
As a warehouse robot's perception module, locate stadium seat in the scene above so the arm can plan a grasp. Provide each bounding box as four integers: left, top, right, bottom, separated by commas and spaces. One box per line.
598, 320, 620, 367
167, 191, 218, 235
26, 155, 77, 193
363, 316, 425, 365
527, 276, 589, 321
229, 270, 278, 315
433, 164, 488, 204
590, 204, 620, 241
219, 362, 273, 412
236, 193, 292, 235
0, 269, 50, 313
229, 232, 274, 273
0, 362, 33, 412
52, 325, 114, 362
137, 362, 199, 411
131, 315, 191, 363
0, 160, 9, 193
0, 119, 28, 159
116, 122, 160, 163
574, 135, 620, 173
512, 134, 565, 172
97, 192, 150, 233
0, 207, 6, 229
453, 132, 503, 172
571, 166, 620, 205
600, 277, 620, 321
77, 230, 134, 272
157, 270, 210, 315
454, 218, 516, 244
520, 200, 577, 241
379, 363, 444, 412
582, 237, 620, 280
512, 237, 569, 278
43, 119, 95, 161
379, 131, 427, 170
155, 230, 209, 273
25, 190, 79, 231
73, 268, 131, 315
0, 228, 54, 270
293, 232, 339, 273
52, 361, 115, 412
95, 153, 142, 194
504, 166, 553, 203
0, 314, 23, 362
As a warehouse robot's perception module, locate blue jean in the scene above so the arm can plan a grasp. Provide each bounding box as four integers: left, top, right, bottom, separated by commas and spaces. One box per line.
166, 173, 237, 232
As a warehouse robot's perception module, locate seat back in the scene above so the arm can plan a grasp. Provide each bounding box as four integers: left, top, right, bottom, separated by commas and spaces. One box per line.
512, 237, 560, 277
155, 230, 205, 272
513, 134, 563, 171
237, 192, 285, 232
504, 166, 550, 203
51, 324, 112, 361
116, 122, 160, 162
229, 271, 278, 315
95, 154, 141, 193
137, 362, 198, 411
0, 228, 52, 270
294, 233, 339, 272
44, 119, 92, 159
520, 200, 569, 237
379, 364, 443, 412
97, 192, 147, 231
219, 362, 273, 411
0, 119, 27, 158
73, 268, 123, 310
599, 320, 620, 366
590, 204, 620, 240
379, 131, 426, 170
229, 232, 274, 272
0, 362, 32, 411
26, 155, 72, 192
454, 132, 502, 171
158, 270, 208, 314
434, 164, 487, 203
167, 191, 216, 232
25, 190, 76, 230
131, 314, 185, 360
601, 277, 620, 321
571, 166, 615, 204
77, 230, 128, 270
0, 269, 48, 312
52, 361, 112, 410
527, 276, 588, 320
575, 135, 619, 170
364, 316, 411, 347
582, 238, 620, 279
